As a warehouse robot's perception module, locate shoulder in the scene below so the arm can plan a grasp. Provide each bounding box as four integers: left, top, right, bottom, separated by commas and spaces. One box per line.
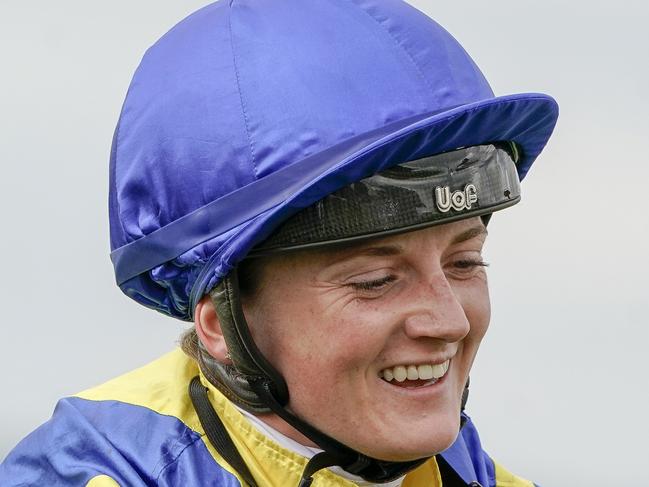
0, 350, 239, 486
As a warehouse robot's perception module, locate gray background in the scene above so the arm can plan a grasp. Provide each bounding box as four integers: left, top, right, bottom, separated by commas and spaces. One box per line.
1, 1, 647, 485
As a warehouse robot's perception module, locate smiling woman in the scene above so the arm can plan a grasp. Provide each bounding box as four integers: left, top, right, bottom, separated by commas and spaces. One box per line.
0, 0, 558, 486
200, 218, 491, 462
185, 146, 506, 484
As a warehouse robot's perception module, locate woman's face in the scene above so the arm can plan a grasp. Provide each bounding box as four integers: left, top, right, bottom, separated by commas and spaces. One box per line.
243, 217, 491, 461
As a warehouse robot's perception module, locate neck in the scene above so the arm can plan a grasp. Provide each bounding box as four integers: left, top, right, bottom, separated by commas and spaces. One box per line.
236, 407, 407, 487
254, 410, 319, 448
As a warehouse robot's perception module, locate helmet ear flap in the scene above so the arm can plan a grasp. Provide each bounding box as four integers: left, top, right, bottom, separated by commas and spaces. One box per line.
195, 339, 270, 413
203, 270, 289, 410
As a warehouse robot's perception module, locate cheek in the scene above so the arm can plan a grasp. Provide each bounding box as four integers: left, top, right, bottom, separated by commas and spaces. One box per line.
459, 278, 491, 343
245, 292, 351, 374
453, 279, 490, 393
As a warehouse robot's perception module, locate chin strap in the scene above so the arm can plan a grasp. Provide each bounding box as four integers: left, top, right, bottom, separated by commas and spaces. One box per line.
297, 451, 363, 487
188, 376, 259, 487
247, 377, 426, 485
189, 370, 426, 486
189, 372, 474, 486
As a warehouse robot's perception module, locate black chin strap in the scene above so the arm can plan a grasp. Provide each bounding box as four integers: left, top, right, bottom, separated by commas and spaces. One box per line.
189, 376, 259, 487
247, 378, 426, 485
189, 373, 424, 486
297, 452, 355, 487
190, 370, 471, 487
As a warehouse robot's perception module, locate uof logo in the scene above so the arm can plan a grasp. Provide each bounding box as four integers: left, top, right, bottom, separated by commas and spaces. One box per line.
435, 184, 478, 212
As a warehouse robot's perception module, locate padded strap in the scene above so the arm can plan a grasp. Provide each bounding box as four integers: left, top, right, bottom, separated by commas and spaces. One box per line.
212, 273, 290, 404
189, 376, 259, 487
197, 342, 270, 413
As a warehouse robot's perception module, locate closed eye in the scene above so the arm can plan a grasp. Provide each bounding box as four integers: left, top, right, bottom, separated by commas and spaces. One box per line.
347, 275, 397, 291
453, 259, 489, 269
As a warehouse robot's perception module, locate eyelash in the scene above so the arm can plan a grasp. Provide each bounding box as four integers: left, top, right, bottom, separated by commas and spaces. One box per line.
347, 275, 396, 291
452, 258, 489, 270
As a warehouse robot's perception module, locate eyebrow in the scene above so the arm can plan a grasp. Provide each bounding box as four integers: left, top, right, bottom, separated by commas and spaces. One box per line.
450, 225, 488, 245
325, 224, 487, 264
353, 245, 403, 257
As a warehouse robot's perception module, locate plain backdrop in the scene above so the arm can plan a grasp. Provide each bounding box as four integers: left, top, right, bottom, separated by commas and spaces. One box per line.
1, 1, 647, 486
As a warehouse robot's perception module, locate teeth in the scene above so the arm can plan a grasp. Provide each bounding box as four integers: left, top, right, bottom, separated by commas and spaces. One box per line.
418, 364, 433, 380
393, 366, 407, 382
381, 360, 450, 383
407, 365, 418, 380
431, 363, 445, 379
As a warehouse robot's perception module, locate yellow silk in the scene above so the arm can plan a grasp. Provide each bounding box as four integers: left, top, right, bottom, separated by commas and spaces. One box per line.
86, 474, 121, 487
75, 349, 529, 487
494, 460, 535, 487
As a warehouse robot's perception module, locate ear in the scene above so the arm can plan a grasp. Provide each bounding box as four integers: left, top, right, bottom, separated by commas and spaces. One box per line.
194, 294, 232, 364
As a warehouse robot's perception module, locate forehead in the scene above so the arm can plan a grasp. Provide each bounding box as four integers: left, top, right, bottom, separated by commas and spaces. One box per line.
259, 217, 487, 271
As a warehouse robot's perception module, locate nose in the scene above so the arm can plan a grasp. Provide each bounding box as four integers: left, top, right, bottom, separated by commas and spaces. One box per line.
402, 271, 470, 343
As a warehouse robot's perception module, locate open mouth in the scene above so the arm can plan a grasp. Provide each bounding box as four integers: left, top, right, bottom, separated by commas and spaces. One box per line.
379, 360, 450, 388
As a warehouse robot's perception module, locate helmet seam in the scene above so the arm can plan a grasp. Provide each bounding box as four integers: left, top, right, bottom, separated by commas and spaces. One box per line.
228, 0, 259, 180
345, 0, 434, 106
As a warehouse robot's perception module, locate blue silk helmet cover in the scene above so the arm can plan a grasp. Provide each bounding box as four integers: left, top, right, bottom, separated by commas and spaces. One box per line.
109, 0, 559, 320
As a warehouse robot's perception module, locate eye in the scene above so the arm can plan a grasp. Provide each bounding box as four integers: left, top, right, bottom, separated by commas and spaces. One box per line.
453, 258, 489, 269
447, 258, 489, 279
347, 275, 397, 292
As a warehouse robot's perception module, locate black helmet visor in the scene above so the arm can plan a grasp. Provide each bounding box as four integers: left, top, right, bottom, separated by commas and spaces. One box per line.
251, 143, 520, 256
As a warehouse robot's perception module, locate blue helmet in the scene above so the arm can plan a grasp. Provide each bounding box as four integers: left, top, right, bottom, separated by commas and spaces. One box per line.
109, 0, 558, 321
109, 1, 558, 482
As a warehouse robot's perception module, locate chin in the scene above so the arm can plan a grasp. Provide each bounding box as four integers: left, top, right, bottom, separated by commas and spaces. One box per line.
360, 414, 461, 462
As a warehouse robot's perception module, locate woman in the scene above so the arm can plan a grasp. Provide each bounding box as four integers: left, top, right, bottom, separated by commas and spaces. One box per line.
0, 1, 558, 485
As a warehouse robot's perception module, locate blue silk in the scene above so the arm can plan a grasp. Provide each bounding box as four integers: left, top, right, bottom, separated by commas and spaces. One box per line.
108, 0, 559, 319
440, 414, 494, 486
0, 396, 503, 486
0, 398, 240, 486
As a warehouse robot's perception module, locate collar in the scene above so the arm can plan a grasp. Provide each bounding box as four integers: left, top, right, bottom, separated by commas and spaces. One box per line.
199, 372, 443, 486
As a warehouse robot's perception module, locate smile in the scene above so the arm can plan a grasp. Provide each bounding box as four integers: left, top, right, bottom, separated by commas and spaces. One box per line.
379, 360, 450, 387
